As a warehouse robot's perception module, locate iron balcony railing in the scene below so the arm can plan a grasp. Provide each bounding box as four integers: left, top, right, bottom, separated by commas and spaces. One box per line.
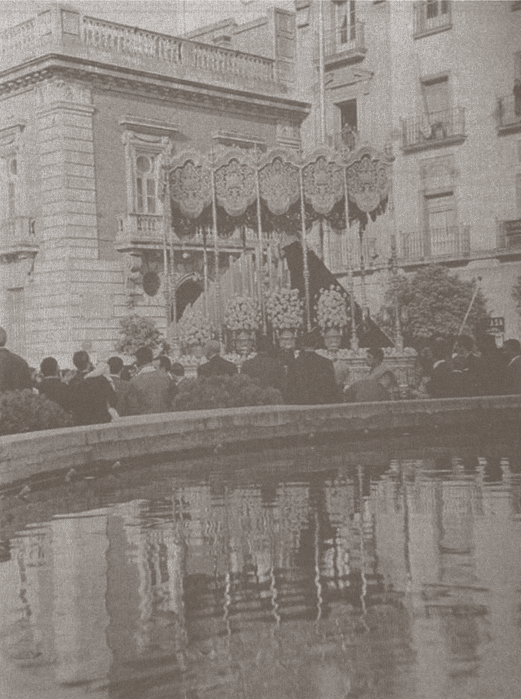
413, 1, 452, 37
322, 23, 366, 64
496, 219, 521, 251
401, 226, 470, 261
402, 107, 466, 150
497, 94, 521, 133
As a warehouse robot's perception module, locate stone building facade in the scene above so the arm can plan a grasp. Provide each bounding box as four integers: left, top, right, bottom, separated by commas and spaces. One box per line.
0, 3, 308, 367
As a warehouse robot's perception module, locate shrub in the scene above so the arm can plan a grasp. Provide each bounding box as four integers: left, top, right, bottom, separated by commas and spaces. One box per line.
172, 374, 283, 412
0, 390, 72, 436
115, 314, 168, 355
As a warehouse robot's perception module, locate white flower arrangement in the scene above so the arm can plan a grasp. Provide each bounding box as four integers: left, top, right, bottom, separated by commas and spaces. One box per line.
265, 287, 303, 331
315, 286, 349, 331
178, 307, 213, 349
224, 296, 261, 331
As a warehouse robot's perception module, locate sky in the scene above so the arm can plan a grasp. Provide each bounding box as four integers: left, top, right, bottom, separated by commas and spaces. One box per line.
0, 0, 293, 36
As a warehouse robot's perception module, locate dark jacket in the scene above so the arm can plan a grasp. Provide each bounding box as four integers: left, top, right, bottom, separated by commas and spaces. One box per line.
285, 350, 341, 405
197, 355, 237, 378
68, 373, 117, 426
426, 359, 453, 398
128, 368, 177, 415
0, 348, 32, 392
111, 374, 134, 416
38, 377, 71, 412
504, 355, 521, 394
241, 352, 286, 393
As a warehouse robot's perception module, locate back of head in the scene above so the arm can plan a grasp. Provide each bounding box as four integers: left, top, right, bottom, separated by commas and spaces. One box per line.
368, 346, 384, 364
156, 354, 172, 372
40, 356, 59, 377
432, 338, 449, 362
171, 362, 185, 378
256, 335, 271, 353
0, 326, 7, 348
205, 340, 221, 359
455, 334, 474, 353
300, 328, 321, 351
72, 350, 90, 371
135, 345, 154, 367
108, 356, 124, 375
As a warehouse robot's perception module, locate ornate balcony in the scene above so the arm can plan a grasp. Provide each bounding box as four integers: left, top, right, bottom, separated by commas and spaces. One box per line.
413, 1, 452, 38
0, 217, 38, 262
0, 7, 281, 94
400, 226, 470, 263
496, 219, 521, 254
322, 23, 367, 68
116, 213, 256, 254
401, 107, 466, 152
497, 95, 521, 135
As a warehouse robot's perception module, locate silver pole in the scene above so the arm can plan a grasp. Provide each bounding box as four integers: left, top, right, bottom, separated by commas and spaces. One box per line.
317, 0, 327, 145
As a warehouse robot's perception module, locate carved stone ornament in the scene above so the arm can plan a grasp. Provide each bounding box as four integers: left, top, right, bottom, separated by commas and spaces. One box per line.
302, 151, 343, 215
35, 78, 92, 107
345, 146, 391, 214
214, 152, 257, 217
258, 150, 300, 216
169, 152, 212, 219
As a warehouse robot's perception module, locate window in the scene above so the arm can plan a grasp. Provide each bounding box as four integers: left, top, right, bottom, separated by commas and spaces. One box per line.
336, 0, 356, 46
426, 0, 449, 20
422, 76, 450, 117
135, 155, 157, 214
339, 99, 358, 131
425, 191, 456, 256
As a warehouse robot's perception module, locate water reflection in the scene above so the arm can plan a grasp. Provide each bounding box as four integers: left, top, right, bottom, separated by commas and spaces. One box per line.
1, 442, 521, 699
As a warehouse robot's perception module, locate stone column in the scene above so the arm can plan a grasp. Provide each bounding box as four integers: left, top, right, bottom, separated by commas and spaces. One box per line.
34, 77, 98, 363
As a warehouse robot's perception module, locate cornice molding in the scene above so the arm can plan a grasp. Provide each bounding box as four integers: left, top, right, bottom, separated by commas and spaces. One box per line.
0, 61, 310, 124
119, 115, 181, 137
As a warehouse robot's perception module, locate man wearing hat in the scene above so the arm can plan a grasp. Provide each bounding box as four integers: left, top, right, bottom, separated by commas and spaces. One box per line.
285, 328, 341, 405
197, 340, 237, 378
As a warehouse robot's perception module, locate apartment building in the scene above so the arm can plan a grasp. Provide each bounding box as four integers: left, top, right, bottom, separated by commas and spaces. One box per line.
196, 0, 521, 338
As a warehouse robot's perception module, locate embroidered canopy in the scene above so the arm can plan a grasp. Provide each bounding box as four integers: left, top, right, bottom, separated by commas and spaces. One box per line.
167, 145, 392, 222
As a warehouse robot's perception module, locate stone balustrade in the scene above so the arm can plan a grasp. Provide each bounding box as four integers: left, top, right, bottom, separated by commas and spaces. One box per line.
0, 5, 280, 93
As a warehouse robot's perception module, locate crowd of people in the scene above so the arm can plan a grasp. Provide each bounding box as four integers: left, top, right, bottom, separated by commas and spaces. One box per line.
1, 323, 521, 428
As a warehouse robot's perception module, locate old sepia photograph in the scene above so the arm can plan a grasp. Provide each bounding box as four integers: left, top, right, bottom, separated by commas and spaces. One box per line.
0, 0, 520, 697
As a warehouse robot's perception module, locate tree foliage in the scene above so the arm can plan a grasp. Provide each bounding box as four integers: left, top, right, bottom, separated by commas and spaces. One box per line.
376, 265, 489, 347
115, 314, 167, 355
172, 375, 283, 412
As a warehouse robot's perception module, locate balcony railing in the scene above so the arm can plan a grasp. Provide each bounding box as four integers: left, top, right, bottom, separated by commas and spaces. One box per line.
0, 216, 38, 259
497, 94, 521, 134
116, 213, 257, 253
401, 226, 470, 261
322, 23, 366, 67
401, 107, 466, 151
413, 1, 452, 37
496, 219, 521, 252
0, 7, 280, 92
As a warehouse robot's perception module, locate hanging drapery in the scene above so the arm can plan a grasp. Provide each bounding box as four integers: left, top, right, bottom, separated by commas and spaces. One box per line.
213, 149, 257, 218
344, 145, 392, 214
301, 149, 344, 216
169, 151, 212, 220
258, 149, 300, 216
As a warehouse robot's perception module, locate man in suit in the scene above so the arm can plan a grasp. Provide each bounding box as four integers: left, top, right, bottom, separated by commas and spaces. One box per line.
67, 351, 117, 425
0, 326, 32, 392
197, 340, 237, 378
241, 335, 286, 393
426, 338, 453, 398
285, 329, 341, 405
37, 356, 71, 412
128, 346, 177, 414
108, 355, 134, 416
